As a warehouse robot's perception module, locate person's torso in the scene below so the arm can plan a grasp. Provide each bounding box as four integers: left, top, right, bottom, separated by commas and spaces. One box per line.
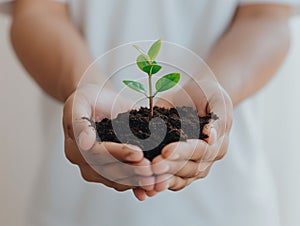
27, 1, 280, 226
68, 0, 238, 58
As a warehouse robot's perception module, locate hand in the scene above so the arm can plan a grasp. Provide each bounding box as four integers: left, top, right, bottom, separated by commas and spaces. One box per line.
134, 80, 233, 199
63, 84, 155, 193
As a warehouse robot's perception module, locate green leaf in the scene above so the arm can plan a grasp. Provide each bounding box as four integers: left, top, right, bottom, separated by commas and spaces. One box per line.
133, 45, 147, 56
136, 54, 150, 72
143, 65, 162, 75
155, 73, 181, 93
148, 40, 162, 61
123, 80, 147, 95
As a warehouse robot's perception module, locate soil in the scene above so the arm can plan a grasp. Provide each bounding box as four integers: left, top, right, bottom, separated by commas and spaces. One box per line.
89, 106, 218, 161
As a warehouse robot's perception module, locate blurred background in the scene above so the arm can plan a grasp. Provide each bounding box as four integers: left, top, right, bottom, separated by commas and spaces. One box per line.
1, 8, 300, 226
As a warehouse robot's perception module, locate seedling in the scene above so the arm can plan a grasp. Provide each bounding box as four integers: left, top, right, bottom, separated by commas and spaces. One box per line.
123, 40, 181, 118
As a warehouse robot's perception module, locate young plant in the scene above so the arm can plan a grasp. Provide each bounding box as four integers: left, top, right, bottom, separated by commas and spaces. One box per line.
123, 40, 181, 118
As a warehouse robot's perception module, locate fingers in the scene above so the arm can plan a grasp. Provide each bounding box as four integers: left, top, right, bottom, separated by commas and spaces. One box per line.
117, 176, 155, 191
154, 137, 227, 185
145, 190, 158, 197
167, 176, 194, 192
192, 81, 232, 146
161, 135, 228, 163
206, 87, 233, 135
65, 137, 86, 165
79, 164, 155, 192
153, 174, 172, 192
82, 142, 144, 165
63, 91, 93, 140
161, 140, 209, 162
212, 136, 229, 161
201, 135, 229, 163
90, 158, 153, 181
152, 155, 212, 178
202, 123, 218, 145
66, 137, 155, 189
78, 126, 96, 151
80, 141, 156, 189
133, 188, 147, 201
153, 174, 193, 192
133, 187, 159, 201
78, 165, 132, 191
132, 188, 159, 201
80, 142, 154, 188
63, 85, 159, 194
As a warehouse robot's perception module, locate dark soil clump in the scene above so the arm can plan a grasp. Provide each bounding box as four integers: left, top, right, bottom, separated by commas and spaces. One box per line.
92, 106, 218, 161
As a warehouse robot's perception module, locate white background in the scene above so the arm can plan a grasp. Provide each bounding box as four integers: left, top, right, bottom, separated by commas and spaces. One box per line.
1, 14, 300, 226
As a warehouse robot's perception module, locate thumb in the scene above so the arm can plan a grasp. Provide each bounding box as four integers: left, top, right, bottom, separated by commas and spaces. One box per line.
78, 126, 96, 151
63, 90, 95, 146
202, 122, 218, 145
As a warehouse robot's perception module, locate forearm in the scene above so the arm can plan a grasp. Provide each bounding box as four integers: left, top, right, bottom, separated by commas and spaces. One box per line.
10, 0, 93, 102
205, 4, 291, 106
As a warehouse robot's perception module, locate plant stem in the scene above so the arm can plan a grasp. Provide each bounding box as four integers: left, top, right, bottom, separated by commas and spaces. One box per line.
148, 74, 154, 118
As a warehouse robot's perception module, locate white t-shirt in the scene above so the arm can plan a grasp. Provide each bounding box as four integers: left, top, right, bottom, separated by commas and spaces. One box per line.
0, 0, 298, 226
